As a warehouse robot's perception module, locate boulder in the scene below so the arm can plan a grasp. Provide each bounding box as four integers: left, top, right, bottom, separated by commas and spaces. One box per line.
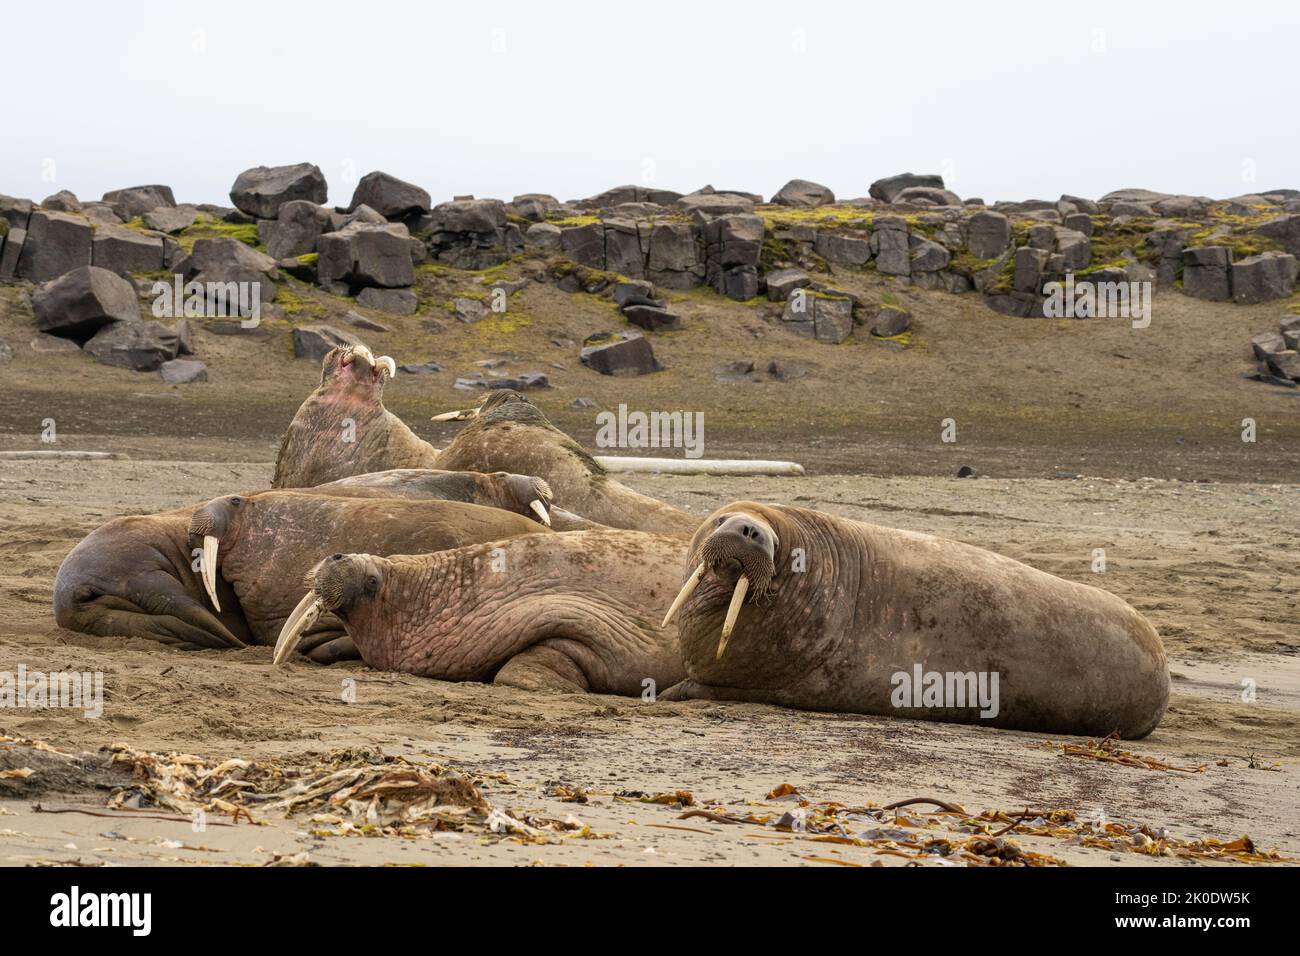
524, 222, 562, 249
703, 214, 764, 300
102, 185, 176, 221
1251, 331, 1285, 360
646, 221, 703, 288
559, 222, 606, 268
1231, 252, 1298, 304
966, 211, 1011, 259
767, 359, 807, 382
766, 267, 812, 301
580, 331, 661, 375
348, 171, 432, 225
265, 200, 330, 259
1181, 246, 1232, 301
316, 223, 415, 291
31, 266, 139, 342
91, 225, 164, 275
622, 304, 680, 332
30, 333, 85, 354
1013, 247, 1049, 293
870, 304, 911, 337
142, 205, 197, 234
715, 359, 757, 381
1254, 215, 1300, 257
229, 163, 327, 220
0, 194, 34, 229
893, 186, 962, 207
160, 358, 208, 384
814, 233, 871, 267
781, 289, 854, 344
1053, 228, 1092, 271
186, 237, 280, 305
18, 210, 92, 281
676, 193, 756, 216
771, 179, 835, 207
1266, 350, 1300, 381
582, 185, 682, 208
291, 324, 360, 362
910, 237, 951, 272
603, 219, 646, 278
0, 227, 25, 279
510, 193, 561, 221
399, 361, 445, 375
869, 173, 945, 204
428, 198, 506, 235
869, 220, 910, 275
452, 297, 488, 323
612, 280, 658, 307
344, 310, 392, 333
84, 320, 183, 371
356, 286, 418, 314
42, 190, 82, 213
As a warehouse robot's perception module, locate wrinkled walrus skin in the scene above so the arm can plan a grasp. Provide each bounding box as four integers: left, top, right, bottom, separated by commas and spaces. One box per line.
661, 502, 1170, 739
430, 390, 698, 535
273, 345, 439, 488
278, 530, 686, 695
188, 492, 549, 660
52, 470, 550, 660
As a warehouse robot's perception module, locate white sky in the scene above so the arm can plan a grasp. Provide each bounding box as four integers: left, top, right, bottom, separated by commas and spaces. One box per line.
5, 1, 1297, 209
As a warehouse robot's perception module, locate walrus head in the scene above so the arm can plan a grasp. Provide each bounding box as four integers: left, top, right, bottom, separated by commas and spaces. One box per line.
664, 503, 780, 661
274, 553, 384, 664
186, 494, 251, 612
490, 472, 554, 526
321, 344, 396, 392
431, 389, 553, 428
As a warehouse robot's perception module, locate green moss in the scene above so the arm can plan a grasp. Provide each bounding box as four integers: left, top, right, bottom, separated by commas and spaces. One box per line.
548, 214, 599, 228
176, 214, 261, 253
276, 285, 325, 318
296, 252, 318, 264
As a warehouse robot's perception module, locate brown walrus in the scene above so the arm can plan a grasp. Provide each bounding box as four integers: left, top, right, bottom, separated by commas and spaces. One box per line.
430, 390, 697, 535
659, 502, 1170, 739
272, 343, 440, 488
188, 492, 549, 661
52, 469, 554, 659
273, 530, 687, 694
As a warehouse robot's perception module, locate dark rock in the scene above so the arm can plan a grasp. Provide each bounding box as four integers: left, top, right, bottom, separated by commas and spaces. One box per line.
31, 266, 139, 342
428, 198, 506, 235
869, 173, 945, 203
766, 267, 812, 301
772, 179, 835, 207
143, 206, 197, 234
91, 225, 164, 276
623, 304, 680, 332
983, 291, 1040, 317
767, 359, 807, 382
1254, 214, 1300, 257
524, 222, 562, 250
1251, 331, 1285, 359
715, 359, 756, 380
30, 333, 85, 354
646, 221, 703, 288
612, 280, 657, 307
277, 256, 317, 282
291, 324, 360, 361
870, 304, 911, 337
101, 185, 176, 220
454, 371, 549, 391
357, 286, 418, 314
1266, 350, 1300, 381
84, 320, 182, 371
1014, 247, 1049, 293
1231, 252, 1297, 304
559, 222, 606, 268
18, 210, 92, 281
265, 200, 330, 259
399, 361, 445, 375
966, 211, 1011, 259
910, 238, 951, 272
580, 331, 661, 376
870, 219, 910, 275
230, 163, 327, 220
186, 237, 279, 305
676, 193, 756, 216
317, 223, 415, 291
956, 465, 977, 478
510, 193, 561, 221
570, 397, 596, 409
0, 226, 26, 279
814, 233, 871, 266
159, 358, 207, 384
452, 297, 488, 323
344, 310, 392, 333
42, 190, 82, 213
893, 186, 961, 206
349, 171, 431, 226
1182, 246, 1232, 301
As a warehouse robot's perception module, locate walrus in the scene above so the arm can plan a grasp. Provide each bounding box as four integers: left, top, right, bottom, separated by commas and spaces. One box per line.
188, 492, 550, 662
273, 530, 687, 695
659, 502, 1170, 739
51, 468, 555, 659
430, 390, 698, 535
272, 343, 440, 488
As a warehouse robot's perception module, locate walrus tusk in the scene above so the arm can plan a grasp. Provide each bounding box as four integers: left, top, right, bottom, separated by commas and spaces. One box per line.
352, 344, 375, 366
716, 575, 750, 660
662, 563, 706, 628
430, 407, 479, 422
273, 591, 324, 665
529, 500, 551, 526
375, 355, 397, 379
201, 535, 221, 612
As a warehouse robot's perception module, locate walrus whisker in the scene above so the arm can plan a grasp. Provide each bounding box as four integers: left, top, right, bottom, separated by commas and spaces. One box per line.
662, 563, 705, 628
717, 575, 749, 659
201, 534, 221, 612
529, 500, 551, 526
274, 590, 324, 665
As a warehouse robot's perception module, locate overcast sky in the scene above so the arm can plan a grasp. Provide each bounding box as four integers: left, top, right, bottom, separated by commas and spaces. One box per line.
6, 1, 1297, 209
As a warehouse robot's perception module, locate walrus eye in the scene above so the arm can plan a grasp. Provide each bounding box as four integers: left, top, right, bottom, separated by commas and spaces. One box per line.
230, 497, 242, 507
364, 576, 379, 595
